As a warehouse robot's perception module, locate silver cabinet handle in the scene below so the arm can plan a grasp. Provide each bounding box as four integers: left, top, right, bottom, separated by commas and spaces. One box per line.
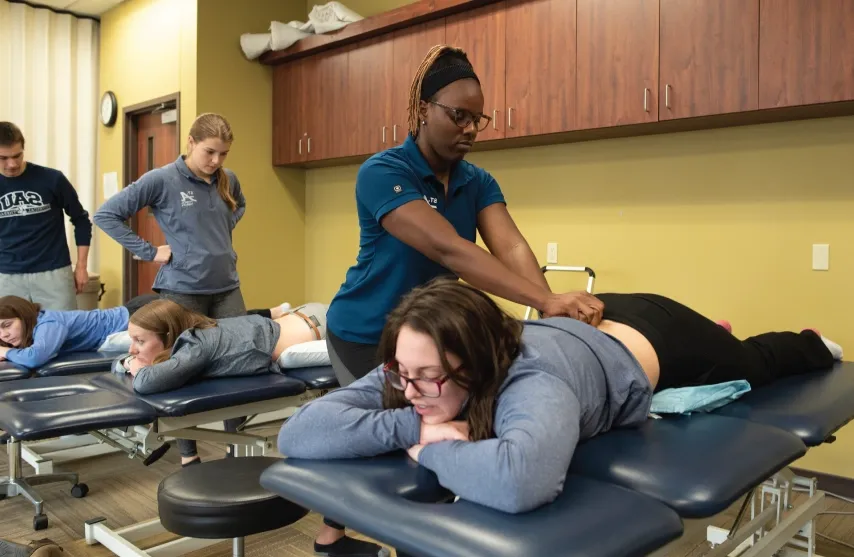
382, 126, 387, 144
307, 137, 311, 153
393, 124, 397, 142
508, 107, 514, 129
665, 84, 671, 109
643, 88, 650, 112
298, 138, 302, 154
493, 109, 497, 129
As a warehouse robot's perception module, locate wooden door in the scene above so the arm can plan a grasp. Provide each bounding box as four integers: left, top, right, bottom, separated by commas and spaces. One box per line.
305, 47, 350, 162
576, 0, 659, 129
391, 20, 447, 145
505, 0, 576, 138
348, 36, 394, 156
445, 2, 506, 142
273, 60, 307, 165
759, 0, 854, 109
659, 0, 759, 119
133, 112, 177, 296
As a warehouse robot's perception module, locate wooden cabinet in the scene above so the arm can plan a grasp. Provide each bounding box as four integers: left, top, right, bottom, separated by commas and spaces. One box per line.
391, 20, 447, 145
504, 0, 576, 137
306, 48, 350, 161
659, 0, 759, 119
759, 0, 854, 109
446, 2, 506, 142
272, 60, 305, 166
347, 37, 394, 156
272, 0, 854, 167
576, 0, 659, 129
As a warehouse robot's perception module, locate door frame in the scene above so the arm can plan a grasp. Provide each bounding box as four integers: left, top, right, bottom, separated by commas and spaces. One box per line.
121, 92, 181, 303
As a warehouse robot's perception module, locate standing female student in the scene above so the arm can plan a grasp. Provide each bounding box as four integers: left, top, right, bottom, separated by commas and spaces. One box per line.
94, 112, 248, 465
325, 45, 603, 389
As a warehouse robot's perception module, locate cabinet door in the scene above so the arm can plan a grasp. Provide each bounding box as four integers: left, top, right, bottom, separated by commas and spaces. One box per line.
759, 0, 854, 108
660, 0, 759, 119
391, 20, 447, 145
576, 0, 659, 129
445, 2, 506, 142
348, 36, 394, 157
505, 0, 576, 137
272, 61, 306, 165
305, 48, 350, 162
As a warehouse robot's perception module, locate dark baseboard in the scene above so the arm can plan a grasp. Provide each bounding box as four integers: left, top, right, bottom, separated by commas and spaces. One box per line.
791, 467, 854, 500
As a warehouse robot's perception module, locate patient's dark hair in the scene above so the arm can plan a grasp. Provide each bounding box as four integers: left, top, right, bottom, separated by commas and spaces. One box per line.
0, 296, 41, 348
379, 277, 523, 442
129, 299, 217, 364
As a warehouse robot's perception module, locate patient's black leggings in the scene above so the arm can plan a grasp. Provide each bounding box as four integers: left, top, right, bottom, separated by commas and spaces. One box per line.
596, 293, 835, 392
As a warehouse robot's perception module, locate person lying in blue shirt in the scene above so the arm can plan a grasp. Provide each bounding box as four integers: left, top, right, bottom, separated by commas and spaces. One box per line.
0, 294, 154, 368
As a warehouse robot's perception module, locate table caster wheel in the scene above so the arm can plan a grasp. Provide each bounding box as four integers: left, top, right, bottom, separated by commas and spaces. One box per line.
71, 483, 89, 498
34, 514, 48, 530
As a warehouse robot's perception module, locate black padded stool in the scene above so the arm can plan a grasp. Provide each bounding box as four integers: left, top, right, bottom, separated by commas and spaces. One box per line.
158, 456, 308, 556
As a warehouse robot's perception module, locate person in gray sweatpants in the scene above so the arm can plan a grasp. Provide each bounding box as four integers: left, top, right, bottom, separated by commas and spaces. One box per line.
94, 113, 247, 465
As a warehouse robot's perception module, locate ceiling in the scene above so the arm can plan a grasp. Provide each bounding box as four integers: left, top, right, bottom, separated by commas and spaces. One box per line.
26, 0, 126, 18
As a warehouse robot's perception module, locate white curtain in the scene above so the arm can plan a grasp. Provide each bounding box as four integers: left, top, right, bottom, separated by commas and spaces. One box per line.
0, 0, 100, 273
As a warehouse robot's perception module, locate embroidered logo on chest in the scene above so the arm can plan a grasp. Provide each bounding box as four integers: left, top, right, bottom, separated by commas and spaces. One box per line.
0, 190, 50, 219
423, 195, 438, 209
180, 191, 197, 207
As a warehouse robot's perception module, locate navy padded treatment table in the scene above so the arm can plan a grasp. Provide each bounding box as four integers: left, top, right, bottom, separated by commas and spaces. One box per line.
260, 453, 682, 557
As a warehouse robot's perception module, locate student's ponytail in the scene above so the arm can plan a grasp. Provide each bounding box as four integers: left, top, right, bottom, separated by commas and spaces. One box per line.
188, 113, 238, 212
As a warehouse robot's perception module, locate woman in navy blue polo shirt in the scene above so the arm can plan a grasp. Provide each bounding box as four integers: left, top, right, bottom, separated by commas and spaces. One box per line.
325, 45, 604, 390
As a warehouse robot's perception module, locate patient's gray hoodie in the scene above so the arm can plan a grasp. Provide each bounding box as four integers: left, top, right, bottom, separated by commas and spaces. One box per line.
93, 156, 245, 295
277, 317, 654, 514
113, 315, 281, 394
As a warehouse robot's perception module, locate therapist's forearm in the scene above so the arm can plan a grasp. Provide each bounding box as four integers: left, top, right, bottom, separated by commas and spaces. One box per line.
498, 242, 551, 294
440, 239, 551, 312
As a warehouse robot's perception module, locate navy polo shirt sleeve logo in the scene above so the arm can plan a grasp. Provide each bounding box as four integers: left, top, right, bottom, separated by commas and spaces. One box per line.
180, 191, 196, 207
0, 190, 51, 218
393, 184, 402, 193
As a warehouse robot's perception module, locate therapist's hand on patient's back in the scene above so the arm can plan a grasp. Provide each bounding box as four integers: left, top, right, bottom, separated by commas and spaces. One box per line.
542, 292, 604, 326
154, 245, 172, 265
420, 420, 470, 445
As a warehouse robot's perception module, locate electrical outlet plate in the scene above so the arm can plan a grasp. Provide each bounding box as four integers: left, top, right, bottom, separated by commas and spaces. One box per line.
812, 244, 829, 271
547, 243, 558, 264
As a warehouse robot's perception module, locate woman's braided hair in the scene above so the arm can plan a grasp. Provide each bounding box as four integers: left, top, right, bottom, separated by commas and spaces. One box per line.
406, 45, 471, 138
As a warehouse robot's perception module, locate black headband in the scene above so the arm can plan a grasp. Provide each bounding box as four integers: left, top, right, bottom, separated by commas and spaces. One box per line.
420, 57, 480, 101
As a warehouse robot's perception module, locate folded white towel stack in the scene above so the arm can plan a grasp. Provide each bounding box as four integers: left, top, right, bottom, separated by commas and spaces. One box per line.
240, 2, 364, 60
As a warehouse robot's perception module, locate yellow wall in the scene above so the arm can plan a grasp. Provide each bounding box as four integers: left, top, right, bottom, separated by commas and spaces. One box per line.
307, 0, 415, 19
306, 115, 854, 478
97, 0, 197, 307
196, 0, 307, 310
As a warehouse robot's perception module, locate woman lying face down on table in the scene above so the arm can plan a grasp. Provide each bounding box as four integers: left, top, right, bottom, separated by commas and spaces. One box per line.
0, 294, 158, 367
277, 278, 843, 514
113, 298, 329, 394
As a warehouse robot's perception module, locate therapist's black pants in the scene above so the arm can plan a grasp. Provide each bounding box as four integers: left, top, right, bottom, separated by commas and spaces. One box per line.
596, 293, 835, 392
327, 329, 382, 387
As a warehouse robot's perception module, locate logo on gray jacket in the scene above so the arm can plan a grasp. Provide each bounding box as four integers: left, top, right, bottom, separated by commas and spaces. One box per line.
0, 191, 51, 219
180, 191, 197, 207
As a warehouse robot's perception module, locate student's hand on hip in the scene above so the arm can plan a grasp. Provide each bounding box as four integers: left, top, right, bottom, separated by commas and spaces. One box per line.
154, 245, 172, 265
74, 265, 88, 294
542, 291, 604, 326
420, 420, 470, 445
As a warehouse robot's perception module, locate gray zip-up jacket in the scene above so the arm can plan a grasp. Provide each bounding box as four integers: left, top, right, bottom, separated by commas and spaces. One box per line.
113, 314, 282, 394
93, 156, 245, 294
277, 317, 653, 514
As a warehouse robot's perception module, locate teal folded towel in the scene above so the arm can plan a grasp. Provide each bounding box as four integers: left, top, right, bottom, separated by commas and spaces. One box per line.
650, 380, 751, 415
